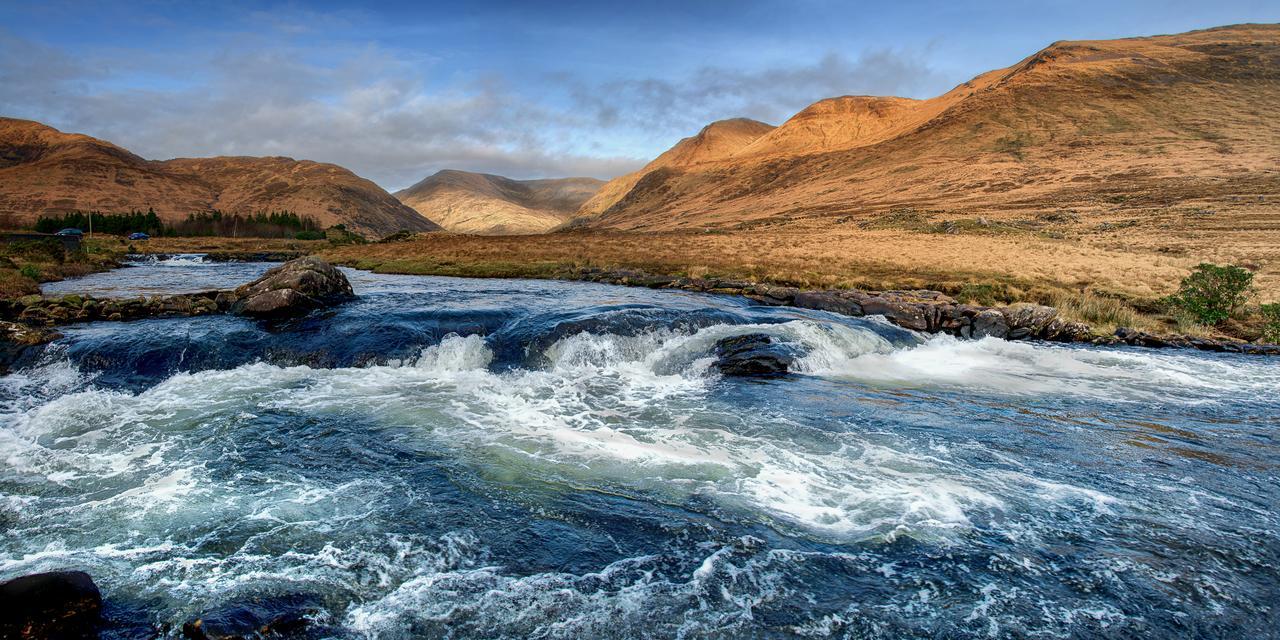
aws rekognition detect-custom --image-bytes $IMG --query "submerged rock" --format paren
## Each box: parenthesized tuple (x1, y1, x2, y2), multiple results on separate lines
(713, 333, 797, 376)
(0, 321, 62, 374)
(227, 258, 355, 318)
(181, 594, 318, 640)
(0, 570, 102, 639)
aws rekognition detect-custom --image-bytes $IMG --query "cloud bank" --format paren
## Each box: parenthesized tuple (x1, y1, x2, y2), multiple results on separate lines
(0, 24, 944, 190)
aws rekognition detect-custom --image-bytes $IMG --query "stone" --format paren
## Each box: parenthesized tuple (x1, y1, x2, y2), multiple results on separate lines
(0, 570, 102, 639)
(229, 257, 354, 319)
(712, 333, 798, 377)
(1001, 304, 1059, 340)
(971, 308, 1009, 339)
(792, 291, 863, 316)
(860, 297, 929, 331)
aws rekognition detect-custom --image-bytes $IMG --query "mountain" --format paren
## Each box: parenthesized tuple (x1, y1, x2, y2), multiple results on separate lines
(581, 24, 1280, 231)
(395, 170, 604, 234)
(575, 118, 775, 218)
(0, 118, 439, 237)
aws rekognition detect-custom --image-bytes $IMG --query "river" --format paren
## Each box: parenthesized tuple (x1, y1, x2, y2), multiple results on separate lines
(4, 256, 1278, 638)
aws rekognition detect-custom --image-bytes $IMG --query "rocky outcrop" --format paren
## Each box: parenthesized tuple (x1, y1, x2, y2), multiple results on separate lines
(0, 259, 355, 353)
(713, 334, 798, 376)
(0, 570, 102, 639)
(226, 257, 354, 318)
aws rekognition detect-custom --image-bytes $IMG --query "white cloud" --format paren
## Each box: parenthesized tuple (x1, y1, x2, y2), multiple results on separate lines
(0, 27, 944, 190)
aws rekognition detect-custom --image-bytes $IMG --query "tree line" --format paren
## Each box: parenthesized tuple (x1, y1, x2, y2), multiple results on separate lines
(31, 209, 327, 239)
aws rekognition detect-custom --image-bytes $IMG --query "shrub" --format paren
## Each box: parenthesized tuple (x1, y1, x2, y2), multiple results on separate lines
(19, 264, 41, 280)
(294, 230, 326, 241)
(1261, 303, 1280, 343)
(1163, 263, 1253, 325)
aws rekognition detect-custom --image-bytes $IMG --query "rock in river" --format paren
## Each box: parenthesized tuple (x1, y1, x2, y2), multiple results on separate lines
(713, 333, 798, 376)
(0, 570, 102, 639)
(227, 257, 355, 318)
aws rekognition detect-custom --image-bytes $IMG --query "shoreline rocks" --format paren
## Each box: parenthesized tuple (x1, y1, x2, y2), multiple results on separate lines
(0, 570, 102, 639)
(564, 267, 1279, 356)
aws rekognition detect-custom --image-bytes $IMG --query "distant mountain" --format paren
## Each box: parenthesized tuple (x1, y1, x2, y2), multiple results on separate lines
(0, 118, 439, 238)
(395, 170, 604, 234)
(580, 24, 1280, 230)
(574, 118, 775, 219)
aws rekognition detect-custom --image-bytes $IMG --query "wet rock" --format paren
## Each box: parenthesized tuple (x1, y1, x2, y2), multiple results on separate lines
(182, 594, 317, 640)
(1001, 303, 1059, 340)
(0, 570, 102, 639)
(713, 333, 797, 377)
(228, 258, 354, 318)
(971, 308, 1010, 339)
(1, 321, 60, 374)
(745, 284, 798, 306)
(792, 291, 863, 316)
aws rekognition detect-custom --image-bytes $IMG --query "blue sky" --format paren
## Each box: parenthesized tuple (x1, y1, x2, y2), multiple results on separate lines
(2, 1, 1276, 189)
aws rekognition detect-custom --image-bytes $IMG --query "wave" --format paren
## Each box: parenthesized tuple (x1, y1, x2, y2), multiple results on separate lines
(3, 323, 1137, 544)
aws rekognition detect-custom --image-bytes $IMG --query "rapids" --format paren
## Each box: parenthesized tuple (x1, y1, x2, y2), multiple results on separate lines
(5, 257, 1279, 638)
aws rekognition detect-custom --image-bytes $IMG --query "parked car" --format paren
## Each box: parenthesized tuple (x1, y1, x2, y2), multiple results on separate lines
(128, 232, 151, 240)
(55, 228, 83, 237)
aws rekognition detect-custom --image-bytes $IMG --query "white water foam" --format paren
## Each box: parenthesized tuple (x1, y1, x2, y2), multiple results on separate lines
(2, 323, 1147, 545)
(808, 334, 1280, 402)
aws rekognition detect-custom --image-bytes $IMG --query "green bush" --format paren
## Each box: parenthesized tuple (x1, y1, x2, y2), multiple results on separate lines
(19, 264, 41, 280)
(294, 230, 326, 241)
(1163, 263, 1254, 325)
(1261, 303, 1280, 343)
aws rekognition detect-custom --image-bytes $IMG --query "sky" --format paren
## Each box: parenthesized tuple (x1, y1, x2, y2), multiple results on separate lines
(1, 1, 1277, 191)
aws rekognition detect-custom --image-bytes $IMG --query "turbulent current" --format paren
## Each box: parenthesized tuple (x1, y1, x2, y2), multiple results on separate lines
(6, 258, 1280, 638)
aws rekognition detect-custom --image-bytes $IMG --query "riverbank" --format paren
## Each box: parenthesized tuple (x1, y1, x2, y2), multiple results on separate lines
(319, 231, 1280, 353)
(0, 236, 124, 298)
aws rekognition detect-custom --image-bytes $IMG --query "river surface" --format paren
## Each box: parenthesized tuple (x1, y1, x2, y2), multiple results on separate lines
(7, 257, 1279, 638)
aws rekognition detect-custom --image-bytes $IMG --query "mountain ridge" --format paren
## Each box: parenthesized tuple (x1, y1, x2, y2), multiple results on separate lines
(0, 118, 440, 238)
(581, 23, 1280, 231)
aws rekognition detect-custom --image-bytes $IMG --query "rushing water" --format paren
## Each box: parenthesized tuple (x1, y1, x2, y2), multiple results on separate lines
(7, 258, 1280, 638)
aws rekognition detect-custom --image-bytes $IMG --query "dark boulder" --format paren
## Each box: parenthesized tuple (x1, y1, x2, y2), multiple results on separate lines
(712, 333, 798, 377)
(0, 570, 102, 639)
(228, 258, 354, 319)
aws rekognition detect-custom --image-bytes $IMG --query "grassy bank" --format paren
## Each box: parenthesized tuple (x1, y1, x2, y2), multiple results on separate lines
(318, 230, 1189, 336)
(318, 229, 1280, 342)
(0, 236, 124, 298)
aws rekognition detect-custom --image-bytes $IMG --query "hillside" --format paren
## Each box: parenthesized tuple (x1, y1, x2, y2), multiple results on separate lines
(0, 118, 439, 237)
(583, 24, 1280, 230)
(395, 170, 604, 234)
(575, 118, 775, 219)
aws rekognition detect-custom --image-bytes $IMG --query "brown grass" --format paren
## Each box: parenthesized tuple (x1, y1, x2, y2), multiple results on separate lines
(319, 210, 1280, 341)
(133, 237, 329, 254)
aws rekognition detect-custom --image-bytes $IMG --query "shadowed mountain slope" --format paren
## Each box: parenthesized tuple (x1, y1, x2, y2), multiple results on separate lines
(395, 169, 604, 234)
